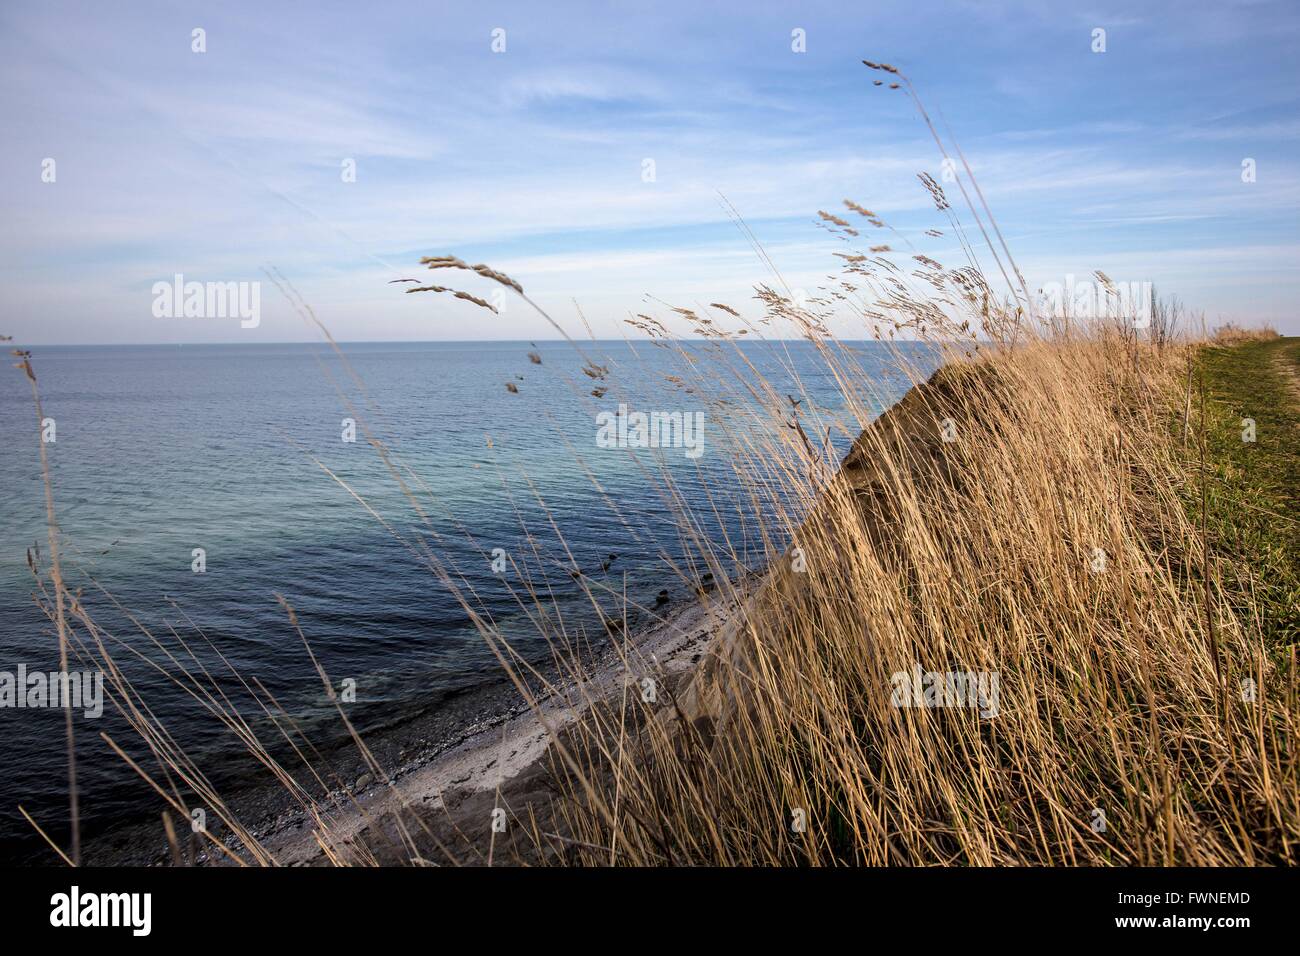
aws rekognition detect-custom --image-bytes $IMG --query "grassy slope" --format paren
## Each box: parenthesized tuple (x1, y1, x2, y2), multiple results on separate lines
(1196, 335, 1300, 650)
(607, 337, 1299, 865)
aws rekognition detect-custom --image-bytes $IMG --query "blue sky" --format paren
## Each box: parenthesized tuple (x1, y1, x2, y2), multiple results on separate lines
(2, 0, 1298, 343)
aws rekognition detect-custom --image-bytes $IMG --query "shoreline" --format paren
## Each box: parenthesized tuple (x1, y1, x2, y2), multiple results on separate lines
(81, 580, 738, 866)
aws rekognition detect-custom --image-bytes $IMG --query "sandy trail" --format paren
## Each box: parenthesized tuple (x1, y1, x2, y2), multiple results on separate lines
(1268, 340, 1300, 407)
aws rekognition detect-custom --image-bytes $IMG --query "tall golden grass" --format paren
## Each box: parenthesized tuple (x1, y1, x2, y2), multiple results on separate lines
(528, 327, 1297, 866)
(1211, 322, 1281, 346)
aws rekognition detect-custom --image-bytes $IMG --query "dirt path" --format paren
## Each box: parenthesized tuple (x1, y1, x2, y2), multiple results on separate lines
(1267, 338, 1300, 408)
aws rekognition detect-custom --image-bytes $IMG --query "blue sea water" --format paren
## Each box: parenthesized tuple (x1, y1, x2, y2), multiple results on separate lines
(0, 339, 936, 860)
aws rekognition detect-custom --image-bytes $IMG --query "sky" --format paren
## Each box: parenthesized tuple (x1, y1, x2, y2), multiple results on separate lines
(1, 0, 1298, 344)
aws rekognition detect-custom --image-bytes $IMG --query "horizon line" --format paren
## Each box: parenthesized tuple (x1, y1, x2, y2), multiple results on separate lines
(6, 337, 940, 349)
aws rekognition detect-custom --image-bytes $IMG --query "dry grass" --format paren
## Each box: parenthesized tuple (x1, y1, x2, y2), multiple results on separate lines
(1213, 322, 1281, 345)
(532, 328, 1297, 866)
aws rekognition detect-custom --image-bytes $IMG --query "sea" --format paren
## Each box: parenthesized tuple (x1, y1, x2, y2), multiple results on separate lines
(0, 339, 937, 861)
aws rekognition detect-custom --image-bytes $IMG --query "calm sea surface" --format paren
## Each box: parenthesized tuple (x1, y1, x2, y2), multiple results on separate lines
(0, 340, 936, 859)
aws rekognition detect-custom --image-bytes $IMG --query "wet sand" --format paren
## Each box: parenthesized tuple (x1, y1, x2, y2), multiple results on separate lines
(81, 585, 736, 866)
